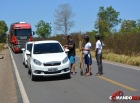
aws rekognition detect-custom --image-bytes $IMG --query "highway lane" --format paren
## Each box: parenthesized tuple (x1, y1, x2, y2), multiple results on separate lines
(11, 51, 140, 103)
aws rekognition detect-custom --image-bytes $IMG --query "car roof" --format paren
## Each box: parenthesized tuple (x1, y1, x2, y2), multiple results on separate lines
(33, 40, 60, 44)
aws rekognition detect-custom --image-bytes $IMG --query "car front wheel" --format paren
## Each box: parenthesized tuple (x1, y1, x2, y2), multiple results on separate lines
(31, 70, 36, 81)
(64, 73, 71, 79)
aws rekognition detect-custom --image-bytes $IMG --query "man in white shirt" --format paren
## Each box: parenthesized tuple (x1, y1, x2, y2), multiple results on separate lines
(95, 35, 104, 75)
(80, 35, 92, 76)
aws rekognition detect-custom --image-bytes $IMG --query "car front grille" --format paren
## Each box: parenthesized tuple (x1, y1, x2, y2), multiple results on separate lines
(44, 70, 61, 74)
(43, 61, 61, 66)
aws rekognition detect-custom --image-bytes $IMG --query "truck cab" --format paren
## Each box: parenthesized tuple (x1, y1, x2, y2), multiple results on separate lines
(8, 22, 34, 53)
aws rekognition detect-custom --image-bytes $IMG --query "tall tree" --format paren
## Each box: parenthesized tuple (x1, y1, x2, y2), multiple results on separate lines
(0, 20, 8, 42)
(95, 20, 111, 38)
(54, 3, 75, 35)
(95, 6, 121, 38)
(35, 20, 51, 38)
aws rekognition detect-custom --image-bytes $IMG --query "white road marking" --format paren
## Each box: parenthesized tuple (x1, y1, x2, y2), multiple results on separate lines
(9, 48, 30, 103)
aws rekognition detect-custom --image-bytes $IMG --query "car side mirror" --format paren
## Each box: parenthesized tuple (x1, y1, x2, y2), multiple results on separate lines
(32, 31, 35, 35)
(26, 50, 31, 56)
(21, 48, 25, 51)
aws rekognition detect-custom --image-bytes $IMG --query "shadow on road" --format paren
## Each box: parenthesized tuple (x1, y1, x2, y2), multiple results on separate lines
(30, 75, 71, 82)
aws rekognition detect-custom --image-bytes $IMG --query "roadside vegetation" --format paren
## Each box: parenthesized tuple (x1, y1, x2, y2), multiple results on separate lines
(34, 32, 140, 67)
(0, 43, 4, 52)
(0, 5, 140, 66)
(76, 49, 140, 66)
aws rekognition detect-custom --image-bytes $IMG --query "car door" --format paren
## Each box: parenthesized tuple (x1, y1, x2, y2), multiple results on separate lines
(22, 43, 26, 63)
(27, 43, 33, 69)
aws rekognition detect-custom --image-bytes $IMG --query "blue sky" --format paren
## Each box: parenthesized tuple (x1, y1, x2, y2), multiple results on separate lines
(0, 0, 140, 36)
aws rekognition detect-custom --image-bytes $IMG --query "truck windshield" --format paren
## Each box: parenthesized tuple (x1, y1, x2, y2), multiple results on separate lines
(15, 29, 32, 36)
(33, 43, 64, 54)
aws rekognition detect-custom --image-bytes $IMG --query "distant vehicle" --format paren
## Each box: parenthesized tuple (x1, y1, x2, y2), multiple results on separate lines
(22, 41, 33, 68)
(8, 22, 34, 53)
(26, 40, 70, 81)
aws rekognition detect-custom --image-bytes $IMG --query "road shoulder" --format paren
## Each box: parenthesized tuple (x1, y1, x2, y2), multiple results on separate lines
(0, 48, 22, 103)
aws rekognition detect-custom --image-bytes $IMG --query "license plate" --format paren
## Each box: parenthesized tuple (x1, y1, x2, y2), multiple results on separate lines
(48, 68, 58, 72)
(20, 36, 27, 39)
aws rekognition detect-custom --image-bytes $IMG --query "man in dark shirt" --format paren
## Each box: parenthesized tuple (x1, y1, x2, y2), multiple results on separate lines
(64, 35, 76, 75)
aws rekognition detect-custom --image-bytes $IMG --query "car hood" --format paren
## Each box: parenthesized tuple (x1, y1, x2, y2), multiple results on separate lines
(32, 52, 67, 62)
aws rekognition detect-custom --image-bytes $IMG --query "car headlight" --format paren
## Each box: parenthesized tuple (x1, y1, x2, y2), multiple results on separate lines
(62, 57, 68, 64)
(33, 59, 42, 66)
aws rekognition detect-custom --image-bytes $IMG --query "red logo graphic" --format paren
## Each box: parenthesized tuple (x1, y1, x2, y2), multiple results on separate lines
(110, 90, 140, 101)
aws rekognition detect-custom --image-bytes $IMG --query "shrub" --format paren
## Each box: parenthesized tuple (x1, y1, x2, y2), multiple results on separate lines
(0, 43, 4, 52)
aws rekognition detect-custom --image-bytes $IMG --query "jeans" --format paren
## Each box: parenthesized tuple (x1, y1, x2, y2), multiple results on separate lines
(96, 53, 103, 74)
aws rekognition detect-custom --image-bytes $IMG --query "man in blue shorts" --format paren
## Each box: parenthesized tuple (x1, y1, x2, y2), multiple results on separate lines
(64, 35, 76, 75)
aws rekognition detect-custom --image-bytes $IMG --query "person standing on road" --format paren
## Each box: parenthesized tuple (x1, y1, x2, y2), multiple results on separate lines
(64, 35, 76, 75)
(95, 35, 104, 75)
(80, 35, 92, 76)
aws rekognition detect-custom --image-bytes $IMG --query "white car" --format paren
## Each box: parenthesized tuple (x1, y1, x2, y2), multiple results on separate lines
(27, 40, 70, 81)
(22, 42, 33, 68)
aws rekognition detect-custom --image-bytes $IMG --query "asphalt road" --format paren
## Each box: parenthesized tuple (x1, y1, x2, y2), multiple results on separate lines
(11, 51, 140, 103)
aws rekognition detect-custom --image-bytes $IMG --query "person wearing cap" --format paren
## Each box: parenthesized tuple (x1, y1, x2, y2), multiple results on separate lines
(80, 34, 92, 76)
(64, 35, 76, 75)
(95, 35, 104, 75)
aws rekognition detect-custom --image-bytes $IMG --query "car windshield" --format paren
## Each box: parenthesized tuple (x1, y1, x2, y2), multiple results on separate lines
(15, 29, 32, 36)
(33, 43, 64, 54)
(27, 43, 32, 52)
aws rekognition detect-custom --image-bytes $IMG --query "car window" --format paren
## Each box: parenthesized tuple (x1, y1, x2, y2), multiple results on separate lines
(33, 43, 63, 54)
(27, 43, 32, 52)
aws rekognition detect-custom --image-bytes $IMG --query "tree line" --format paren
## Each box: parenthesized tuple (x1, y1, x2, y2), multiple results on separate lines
(34, 5, 140, 56)
(0, 4, 140, 56)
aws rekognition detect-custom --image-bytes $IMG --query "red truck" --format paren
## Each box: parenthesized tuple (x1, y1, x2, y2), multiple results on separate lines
(8, 22, 34, 53)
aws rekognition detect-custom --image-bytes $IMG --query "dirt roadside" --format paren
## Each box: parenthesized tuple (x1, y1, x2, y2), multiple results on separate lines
(0, 45, 22, 103)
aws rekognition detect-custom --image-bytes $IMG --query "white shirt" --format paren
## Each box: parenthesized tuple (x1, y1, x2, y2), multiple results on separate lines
(84, 42, 92, 55)
(96, 40, 103, 54)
